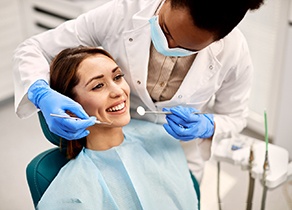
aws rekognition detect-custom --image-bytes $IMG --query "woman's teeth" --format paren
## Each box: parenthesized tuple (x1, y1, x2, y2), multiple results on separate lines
(107, 102, 125, 112)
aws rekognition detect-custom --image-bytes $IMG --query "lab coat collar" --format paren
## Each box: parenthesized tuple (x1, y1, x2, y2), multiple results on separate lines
(154, 40, 223, 104)
(132, 0, 162, 29)
(208, 39, 224, 58)
(154, 48, 222, 109)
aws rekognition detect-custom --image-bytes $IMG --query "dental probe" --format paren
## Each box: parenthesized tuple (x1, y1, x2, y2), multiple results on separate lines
(136, 106, 207, 116)
(50, 113, 112, 125)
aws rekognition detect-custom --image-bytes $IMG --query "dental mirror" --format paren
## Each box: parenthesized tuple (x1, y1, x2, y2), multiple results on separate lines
(136, 106, 172, 116)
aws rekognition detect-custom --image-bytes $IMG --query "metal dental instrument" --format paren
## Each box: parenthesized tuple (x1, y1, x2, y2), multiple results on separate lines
(246, 143, 255, 210)
(50, 113, 112, 125)
(136, 106, 171, 115)
(136, 106, 206, 116)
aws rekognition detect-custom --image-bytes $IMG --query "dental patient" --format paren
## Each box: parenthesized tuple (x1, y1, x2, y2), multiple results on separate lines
(36, 46, 198, 210)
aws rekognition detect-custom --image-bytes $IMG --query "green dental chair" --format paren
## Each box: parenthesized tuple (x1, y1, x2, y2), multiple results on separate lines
(26, 112, 69, 207)
(26, 112, 201, 208)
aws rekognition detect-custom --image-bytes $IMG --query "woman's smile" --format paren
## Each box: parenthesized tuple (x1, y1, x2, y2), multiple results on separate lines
(106, 101, 126, 113)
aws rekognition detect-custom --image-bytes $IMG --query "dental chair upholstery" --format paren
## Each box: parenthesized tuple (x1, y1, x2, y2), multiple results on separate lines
(26, 112, 68, 207)
(26, 147, 69, 207)
(26, 112, 200, 208)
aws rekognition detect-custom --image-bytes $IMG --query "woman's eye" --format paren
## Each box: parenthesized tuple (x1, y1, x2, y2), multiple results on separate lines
(92, 83, 104, 90)
(114, 74, 125, 81)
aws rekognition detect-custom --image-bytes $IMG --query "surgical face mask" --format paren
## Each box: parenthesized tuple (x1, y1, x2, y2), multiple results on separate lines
(149, 15, 198, 57)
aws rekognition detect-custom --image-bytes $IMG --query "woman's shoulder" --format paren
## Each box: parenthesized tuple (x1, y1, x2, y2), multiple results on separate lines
(37, 151, 110, 209)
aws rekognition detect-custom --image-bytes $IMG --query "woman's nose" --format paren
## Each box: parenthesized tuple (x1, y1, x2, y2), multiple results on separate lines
(109, 84, 124, 98)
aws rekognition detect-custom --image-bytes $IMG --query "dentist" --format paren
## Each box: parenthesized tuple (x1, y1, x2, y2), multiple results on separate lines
(13, 0, 265, 181)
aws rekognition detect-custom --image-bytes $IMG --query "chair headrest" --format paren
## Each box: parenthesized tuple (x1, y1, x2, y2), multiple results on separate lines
(38, 111, 67, 148)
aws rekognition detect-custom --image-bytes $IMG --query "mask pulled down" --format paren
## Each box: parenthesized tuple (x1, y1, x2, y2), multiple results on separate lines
(149, 15, 198, 57)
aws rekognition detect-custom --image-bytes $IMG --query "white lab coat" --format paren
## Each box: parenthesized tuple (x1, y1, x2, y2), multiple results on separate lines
(13, 0, 252, 181)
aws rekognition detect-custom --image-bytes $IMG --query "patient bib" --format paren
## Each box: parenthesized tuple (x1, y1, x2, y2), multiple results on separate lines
(37, 119, 198, 210)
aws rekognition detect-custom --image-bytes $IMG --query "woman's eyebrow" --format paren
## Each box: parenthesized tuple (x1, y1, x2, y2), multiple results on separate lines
(112, 66, 119, 73)
(85, 66, 120, 86)
(85, 74, 103, 86)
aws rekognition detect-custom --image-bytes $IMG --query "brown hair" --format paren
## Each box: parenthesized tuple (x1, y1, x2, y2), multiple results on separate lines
(49, 46, 114, 159)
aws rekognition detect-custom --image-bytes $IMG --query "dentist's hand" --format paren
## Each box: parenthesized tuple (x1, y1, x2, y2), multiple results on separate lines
(163, 106, 215, 141)
(28, 79, 96, 140)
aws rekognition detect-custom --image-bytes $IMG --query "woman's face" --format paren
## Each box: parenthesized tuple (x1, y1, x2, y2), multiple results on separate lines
(73, 54, 130, 127)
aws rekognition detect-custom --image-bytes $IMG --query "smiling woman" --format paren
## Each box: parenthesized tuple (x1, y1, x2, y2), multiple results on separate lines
(36, 46, 199, 210)
(49, 46, 131, 158)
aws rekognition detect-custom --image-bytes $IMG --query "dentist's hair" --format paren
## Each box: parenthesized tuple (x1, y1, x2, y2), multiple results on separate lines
(49, 46, 114, 159)
(170, 0, 265, 40)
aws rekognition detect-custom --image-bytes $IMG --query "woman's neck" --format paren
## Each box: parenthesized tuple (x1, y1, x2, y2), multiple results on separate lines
(85, 126, 124, 151)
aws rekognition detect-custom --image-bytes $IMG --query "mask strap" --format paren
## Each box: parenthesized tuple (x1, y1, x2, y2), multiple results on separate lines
(155, 0, 166, 15)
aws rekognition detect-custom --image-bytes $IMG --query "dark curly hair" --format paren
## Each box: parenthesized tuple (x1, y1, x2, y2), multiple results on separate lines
(170, 0, 265, 40)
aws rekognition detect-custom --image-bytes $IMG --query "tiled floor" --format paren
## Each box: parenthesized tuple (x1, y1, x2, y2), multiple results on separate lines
(0, 97, 291, 210)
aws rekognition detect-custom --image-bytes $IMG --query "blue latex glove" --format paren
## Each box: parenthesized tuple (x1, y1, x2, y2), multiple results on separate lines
(163, 106, 214, 141)
(28, 79, 96, 140)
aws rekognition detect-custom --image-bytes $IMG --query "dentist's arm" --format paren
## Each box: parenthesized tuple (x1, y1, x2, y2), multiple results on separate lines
(13, 2, 115, 118)
(28, 80, 96, 140)
(163, 106, 215, 141)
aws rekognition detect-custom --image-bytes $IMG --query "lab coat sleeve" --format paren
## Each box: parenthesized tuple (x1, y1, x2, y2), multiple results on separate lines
(210, 29, 253, 156)
(12, 0, 119, 119)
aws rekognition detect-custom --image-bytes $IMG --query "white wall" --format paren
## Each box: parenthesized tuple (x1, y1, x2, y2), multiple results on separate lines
(0, 0, 28, 101)
(273, 19, 292, 159)
(238, 0, 292, 157)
